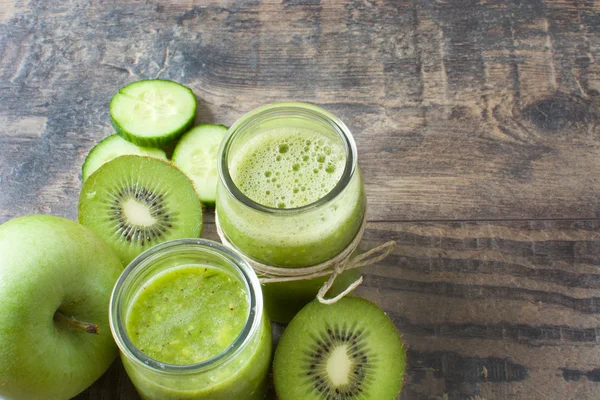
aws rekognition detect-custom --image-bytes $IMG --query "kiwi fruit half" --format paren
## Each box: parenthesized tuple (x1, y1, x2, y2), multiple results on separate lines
(273, 297, 406, 400)
(78, 155, 203, 265)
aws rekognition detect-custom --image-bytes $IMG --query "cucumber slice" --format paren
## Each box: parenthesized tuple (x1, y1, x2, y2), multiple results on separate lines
(172, 124, 228, 206)
(82, 135, 167, 182)
(110, 80, 197, 147)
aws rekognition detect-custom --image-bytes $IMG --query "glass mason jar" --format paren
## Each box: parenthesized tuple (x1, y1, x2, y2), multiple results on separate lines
(109, 239, 272, 400)
(216, 102, 366, 323)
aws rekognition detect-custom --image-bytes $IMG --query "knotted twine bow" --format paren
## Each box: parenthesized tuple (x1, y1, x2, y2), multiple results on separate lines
(215, 211, 396, 304)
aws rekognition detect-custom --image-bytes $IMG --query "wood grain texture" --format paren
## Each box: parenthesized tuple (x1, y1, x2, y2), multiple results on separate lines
(357, 220, 600, 400)
(1, 0, 600, 222)
(0, 0, 599, 399)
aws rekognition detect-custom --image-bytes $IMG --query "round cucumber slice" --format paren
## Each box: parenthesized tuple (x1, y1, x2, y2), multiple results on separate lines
(110, 80, 197, 147)
(82, 135, 167, 182)
(172, 124, 228, 206)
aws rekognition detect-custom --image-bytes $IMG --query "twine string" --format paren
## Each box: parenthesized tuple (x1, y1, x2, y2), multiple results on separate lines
(215, 210, 395, 304)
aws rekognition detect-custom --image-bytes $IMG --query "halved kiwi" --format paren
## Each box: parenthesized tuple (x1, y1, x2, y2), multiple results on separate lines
(273, 297, 406, 400)
(78, 155, 203, 265)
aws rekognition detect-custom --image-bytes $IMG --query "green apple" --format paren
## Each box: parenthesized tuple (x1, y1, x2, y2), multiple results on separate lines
(0, 215, 124, 400)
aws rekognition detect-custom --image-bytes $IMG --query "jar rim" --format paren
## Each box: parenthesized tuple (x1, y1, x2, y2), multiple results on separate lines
(109, 238, 263, 374)
(217, 102, 357, 214)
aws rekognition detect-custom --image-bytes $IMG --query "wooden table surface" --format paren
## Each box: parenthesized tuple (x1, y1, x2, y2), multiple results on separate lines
(2, 1, 600, 399)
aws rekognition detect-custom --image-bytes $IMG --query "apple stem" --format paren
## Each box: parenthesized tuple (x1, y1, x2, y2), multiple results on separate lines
(54, 310, 100, 334)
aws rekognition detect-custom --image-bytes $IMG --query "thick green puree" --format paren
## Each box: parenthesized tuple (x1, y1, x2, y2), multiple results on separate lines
(122, 263, 271, 400)
(126, 265, 248, 364)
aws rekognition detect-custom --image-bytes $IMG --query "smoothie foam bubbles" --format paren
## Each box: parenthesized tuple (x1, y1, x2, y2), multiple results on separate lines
(230, 127, 345, 209)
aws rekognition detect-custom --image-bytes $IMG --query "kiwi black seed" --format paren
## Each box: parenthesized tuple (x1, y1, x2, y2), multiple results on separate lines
(78, 155, 203, 265)
(273, 297, 406, 400)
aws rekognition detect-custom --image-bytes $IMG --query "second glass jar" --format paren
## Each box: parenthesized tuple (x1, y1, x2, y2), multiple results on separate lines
(216, 102, 366, 323)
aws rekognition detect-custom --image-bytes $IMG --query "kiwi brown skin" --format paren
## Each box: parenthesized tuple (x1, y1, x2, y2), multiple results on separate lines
(273, 297, 407, 400)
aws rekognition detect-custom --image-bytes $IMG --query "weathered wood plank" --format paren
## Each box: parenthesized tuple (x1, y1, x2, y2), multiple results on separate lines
(360, 220, 600, 400)
(1, 1, 600, 223)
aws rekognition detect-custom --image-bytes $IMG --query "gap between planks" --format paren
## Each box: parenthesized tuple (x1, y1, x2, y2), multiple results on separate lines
(366, 217, 600, 223)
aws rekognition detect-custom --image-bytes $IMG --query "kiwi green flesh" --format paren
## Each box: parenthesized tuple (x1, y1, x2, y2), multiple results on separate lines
(78, 155, 203, 266)
(273, 297, 406, 400)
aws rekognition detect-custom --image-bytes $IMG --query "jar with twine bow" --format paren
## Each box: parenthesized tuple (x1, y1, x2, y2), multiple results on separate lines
(215, 102, 395, 323)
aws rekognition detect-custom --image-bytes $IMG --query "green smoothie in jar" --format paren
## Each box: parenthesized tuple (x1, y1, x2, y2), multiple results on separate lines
(217, 103, 366, 323)
(109, 239, 272, 400)
(126, 266, 249, 365)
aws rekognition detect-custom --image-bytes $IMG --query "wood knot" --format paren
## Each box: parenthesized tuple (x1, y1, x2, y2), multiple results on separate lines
(522, 93, 598, 132)
(448, 106, 469, 121)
